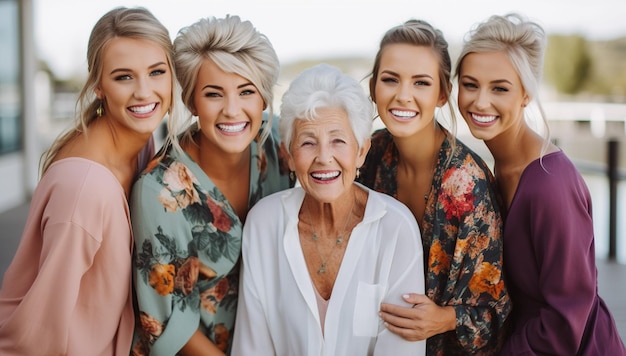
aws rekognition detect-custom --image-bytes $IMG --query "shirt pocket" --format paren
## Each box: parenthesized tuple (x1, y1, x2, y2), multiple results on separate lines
(353, 281, 386, 337)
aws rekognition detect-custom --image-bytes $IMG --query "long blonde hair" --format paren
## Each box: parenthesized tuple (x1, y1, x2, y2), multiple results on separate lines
(40, 6, 175, 175)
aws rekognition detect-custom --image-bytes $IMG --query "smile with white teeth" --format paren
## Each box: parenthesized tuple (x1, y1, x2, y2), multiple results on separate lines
(311, 171, 340, 180)
(471, 113, 497, 123)
(217, 123, 247, 133)
(391, 109, 417, 118)
(129, 103, 157, 114)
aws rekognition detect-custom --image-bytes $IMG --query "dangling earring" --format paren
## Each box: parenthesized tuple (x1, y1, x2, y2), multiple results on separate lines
(356, 168, 361, 179)
(289, 171, 296, 182)
(96, 101, 104, 117)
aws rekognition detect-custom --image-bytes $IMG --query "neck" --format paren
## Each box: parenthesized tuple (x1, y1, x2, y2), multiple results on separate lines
(394, 124, 444, 174)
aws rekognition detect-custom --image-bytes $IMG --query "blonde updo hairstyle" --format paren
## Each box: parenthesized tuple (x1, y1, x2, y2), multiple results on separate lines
(171, 15, 280, 151)
(455, 13, 550, 143)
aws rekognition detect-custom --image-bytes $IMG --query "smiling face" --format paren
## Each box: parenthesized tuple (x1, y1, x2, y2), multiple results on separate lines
(288, 107, 370, 204)
(457, 51, 529, 142)
(95, 37, 172, 137)
(372, 43, 447, 139)
(193, 58, 264, 155)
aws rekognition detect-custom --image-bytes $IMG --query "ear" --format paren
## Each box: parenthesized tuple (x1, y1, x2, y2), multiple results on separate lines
(356, 138, 371, 168)
(95, 86, 102, 100)
(522, 93, 530, 107)
(369, 77, 376, 103)
(437, 82, 451, 107)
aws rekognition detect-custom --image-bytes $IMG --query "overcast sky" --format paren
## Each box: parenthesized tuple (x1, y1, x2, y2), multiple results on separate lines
(34, 0, 626, 79)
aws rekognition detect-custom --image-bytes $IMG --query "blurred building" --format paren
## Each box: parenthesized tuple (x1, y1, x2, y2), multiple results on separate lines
(0, 0, 37, 213)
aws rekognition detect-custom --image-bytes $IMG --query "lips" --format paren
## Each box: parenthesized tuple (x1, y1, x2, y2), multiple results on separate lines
(471, 113, 497, 124)
(217, 122, 248, 133)
(311, 171, 340, 181)
(390, 109, 417, 119)
(129, 103, 157, 114)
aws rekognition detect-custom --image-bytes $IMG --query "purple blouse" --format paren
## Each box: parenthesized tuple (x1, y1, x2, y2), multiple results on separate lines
(500, 151, 625, 355)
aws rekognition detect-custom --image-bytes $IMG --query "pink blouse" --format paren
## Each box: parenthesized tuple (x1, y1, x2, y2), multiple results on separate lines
(0, 158, 135, 355)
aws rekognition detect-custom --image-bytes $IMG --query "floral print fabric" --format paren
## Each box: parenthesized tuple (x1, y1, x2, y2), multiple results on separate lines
(130, 128, 291, 355)
(357, 128, 511, 355)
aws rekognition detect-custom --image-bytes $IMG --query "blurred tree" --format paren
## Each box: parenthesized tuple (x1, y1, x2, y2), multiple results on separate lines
(545, 34, 592, 94)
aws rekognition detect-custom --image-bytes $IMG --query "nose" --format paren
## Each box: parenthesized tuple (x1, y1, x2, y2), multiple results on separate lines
(133, 77, 151, 100)
(315, 142, 333, 164)
(475, 89, 490, 110)
(396, 82, 413, 103)
(223, 94, 242, 118)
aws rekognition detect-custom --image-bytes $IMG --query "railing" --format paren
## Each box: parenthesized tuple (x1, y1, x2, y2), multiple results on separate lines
(574, 140, 625, 262)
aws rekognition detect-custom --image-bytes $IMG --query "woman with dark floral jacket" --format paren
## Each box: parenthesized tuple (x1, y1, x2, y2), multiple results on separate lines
(357, 19, 511, 355)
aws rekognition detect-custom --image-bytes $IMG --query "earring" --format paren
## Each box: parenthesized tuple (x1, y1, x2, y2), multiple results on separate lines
(96, 101, 104, 117)
(356, 168, 361, 179)
(289, 171, 295, 182)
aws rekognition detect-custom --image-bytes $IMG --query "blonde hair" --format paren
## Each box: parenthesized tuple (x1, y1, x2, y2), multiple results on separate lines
(171, 15, 280, 152)
(40, 6, 175, 174)
(455, 13, 550, 146)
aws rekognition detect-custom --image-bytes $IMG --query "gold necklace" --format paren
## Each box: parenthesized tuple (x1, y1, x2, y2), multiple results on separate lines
(305, 197, 355, 274)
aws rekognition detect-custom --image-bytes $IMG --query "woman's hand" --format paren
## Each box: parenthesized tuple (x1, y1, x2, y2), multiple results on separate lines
(379, 293, 457, 341)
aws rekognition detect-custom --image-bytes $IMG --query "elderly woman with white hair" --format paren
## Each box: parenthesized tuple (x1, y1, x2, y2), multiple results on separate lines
(232, 64, 426, 355)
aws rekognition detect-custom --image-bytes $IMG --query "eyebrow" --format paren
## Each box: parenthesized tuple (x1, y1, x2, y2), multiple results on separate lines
(381, 69, 434, 80)
(461, 74, 513, 85)
(202, 81, 255, 91)
(109, 61, 168, 75)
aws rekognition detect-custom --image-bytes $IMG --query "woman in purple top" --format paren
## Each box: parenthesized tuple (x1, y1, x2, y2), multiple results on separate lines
(455, 13, 626, 355)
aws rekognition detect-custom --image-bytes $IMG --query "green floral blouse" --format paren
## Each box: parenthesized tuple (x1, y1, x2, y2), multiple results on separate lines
(130, 127, 291, 355)
(357, 128, 511, 355)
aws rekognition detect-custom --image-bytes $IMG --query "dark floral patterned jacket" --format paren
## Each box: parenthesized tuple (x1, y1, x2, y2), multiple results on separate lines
(357, 128, 511, 355)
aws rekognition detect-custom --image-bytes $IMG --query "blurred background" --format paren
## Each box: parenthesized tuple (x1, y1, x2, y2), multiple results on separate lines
(1, 0, 625, 262)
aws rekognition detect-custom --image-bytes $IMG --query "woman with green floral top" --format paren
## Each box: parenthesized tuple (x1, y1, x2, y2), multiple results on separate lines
(130, 15, 291, 356)
(357, 19, 511, 355)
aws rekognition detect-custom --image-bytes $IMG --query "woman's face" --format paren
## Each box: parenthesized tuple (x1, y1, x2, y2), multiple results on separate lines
(193, 58, 264, 155)
(457, 51, 529, 142)
(95, 37, 172, 137)
(288, 107, 370, 204)
(373, 43, 447, 138)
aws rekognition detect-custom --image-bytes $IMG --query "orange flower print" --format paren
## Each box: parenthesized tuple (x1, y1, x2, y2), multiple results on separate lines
(200, 278, 231, 314)
(469, 262, 505, 299)
(174, 257, 200, 296)
(207, 197, 232, 232)
(429, 240, 451, 275)
(158, 188, 178, 212)
(214, 323, 230, 352)
(162, 161, 200, 209)
(148, 264, 176, 296)
(200, 292, 217, 314)
(139, 311, 163, 342)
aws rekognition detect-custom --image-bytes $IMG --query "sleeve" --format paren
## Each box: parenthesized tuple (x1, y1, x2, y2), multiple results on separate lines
(500, 170, 595, 355)
(0, 224, 100, 355)
(231, 209, 275, 355)
(0, 172, 104, 355)
(130, 176, 200, 355)
(374, 202, 426, 356)
(446, 160, 511, 354)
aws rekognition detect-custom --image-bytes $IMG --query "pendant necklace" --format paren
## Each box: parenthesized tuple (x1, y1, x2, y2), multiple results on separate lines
(305, 197, 355, 274)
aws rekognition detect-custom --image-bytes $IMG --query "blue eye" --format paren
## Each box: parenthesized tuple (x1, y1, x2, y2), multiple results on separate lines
(115, 74, 132, 81)
(150, 69, 166, 76)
